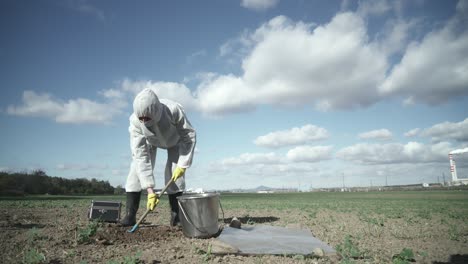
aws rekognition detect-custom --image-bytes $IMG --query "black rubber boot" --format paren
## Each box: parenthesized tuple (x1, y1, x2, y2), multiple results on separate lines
(120, 192, 141, 227)
(169, 192, 183, 227)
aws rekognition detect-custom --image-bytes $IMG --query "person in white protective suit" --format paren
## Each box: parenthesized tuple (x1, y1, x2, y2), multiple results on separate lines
(120, 88, 196, 227)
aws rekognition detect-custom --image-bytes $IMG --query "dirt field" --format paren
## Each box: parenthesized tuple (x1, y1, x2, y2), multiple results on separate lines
(1, 191, 468, 263)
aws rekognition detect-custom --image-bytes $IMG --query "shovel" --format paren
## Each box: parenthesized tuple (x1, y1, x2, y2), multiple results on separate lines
(127, 178, 174, 233)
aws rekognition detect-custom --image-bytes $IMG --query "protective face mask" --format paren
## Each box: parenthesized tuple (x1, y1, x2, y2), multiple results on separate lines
(142, 119, 155, 127)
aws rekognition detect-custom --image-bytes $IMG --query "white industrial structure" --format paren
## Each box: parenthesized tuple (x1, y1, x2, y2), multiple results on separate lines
(448, 148, 468, 186)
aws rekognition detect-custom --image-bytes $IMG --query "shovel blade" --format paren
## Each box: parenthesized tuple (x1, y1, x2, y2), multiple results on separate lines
(127, 224, 138, 233)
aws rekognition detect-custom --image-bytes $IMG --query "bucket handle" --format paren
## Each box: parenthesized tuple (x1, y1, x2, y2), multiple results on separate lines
(177, 196, 225, 236)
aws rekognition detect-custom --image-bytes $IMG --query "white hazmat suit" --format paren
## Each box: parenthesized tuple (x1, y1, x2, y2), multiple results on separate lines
(125, 88, 196, 194)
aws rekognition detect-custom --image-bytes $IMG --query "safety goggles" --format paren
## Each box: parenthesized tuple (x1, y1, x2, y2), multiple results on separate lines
(138, 116, 151, 122)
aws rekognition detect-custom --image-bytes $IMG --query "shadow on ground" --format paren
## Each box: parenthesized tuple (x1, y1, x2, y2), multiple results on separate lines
(433, 254, 468, 264)
(222, 216, 280, 224)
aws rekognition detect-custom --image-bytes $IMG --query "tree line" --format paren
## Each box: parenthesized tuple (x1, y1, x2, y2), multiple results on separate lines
(0, 170, 124, 195)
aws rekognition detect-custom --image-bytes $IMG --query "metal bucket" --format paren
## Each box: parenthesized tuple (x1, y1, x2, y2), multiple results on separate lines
(177, 193, 220, 238)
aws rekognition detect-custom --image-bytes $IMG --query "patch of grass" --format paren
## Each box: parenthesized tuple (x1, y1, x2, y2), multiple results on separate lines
(359, 215, 385, 226)
(390, 228, 415, 240)
(122, 252, 142, 264)
(392, 248, 415, 264)
(64, 249, 76, 258)
(386, 210, 405, 219)
(309, 211, 318, 218)
(417, 210, 431, 220)
(336, 235, 365, 262)
(23, 248, 45, 264)
(23, 227, 48, 264)
(27, 227, 46, 243)
(193, 244, 213, 262)
(107, 252, 142, 264)
(77, 219, 101, 244)
(448, 224, 460, 241)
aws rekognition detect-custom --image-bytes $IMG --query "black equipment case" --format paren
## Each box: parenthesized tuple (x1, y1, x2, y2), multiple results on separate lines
(88, 200, 122, 222)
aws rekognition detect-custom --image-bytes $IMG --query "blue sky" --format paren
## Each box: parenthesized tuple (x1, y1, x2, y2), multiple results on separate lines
(1, 0, 467, 190)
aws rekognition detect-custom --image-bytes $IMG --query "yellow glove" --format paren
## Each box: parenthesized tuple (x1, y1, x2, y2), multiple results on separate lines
(147, 193, 159, 211)
(171, 167, 186, 182)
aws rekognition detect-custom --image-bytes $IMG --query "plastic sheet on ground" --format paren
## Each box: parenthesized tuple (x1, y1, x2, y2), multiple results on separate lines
(217, 225, 336, 255)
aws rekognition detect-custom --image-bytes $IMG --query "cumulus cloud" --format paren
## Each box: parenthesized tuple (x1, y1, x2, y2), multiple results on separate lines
(195, 74, 255, 115)
(241, 14, 387, 111)
(220, 145, 332, 167)
(379, 3, 468, 104)
(132, 13, 388, 117)
(357, 0, 391, 17)
(254, 124, 329, 148)
(166, 5, 467, 115)
(218, 30, 253, 67)
(240, 0, 279, 11)
(56, 163, 108, 171)
(7, 90, 125, 124)
(286, 145, 333, 163)
(358, 129, 393, 140)
(120, 79, 199, 111)
(336, 141, 452, 165)
(404, 128, 420, 137)
(377, 18, 417, 56)
(221, 152, 281, 166)
(421, 118, 468, 142)
(9, 2, 468, 122)
(99, 88, 126, 100)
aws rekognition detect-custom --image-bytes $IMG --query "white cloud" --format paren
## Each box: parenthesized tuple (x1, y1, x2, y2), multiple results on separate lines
(121, 79, 198, 111)
(378, 5, 468, 104)
(243, 14, 387, 111)
(7, 91, 62, 118)
(377, 18, 417, 56)
(404, 128, 420, 137)
(336, 141, 452, 165)
(254, 124, 329, 148)
(240, 0, 279, 11)
(219, 145, 332, 167)
(357, 0, 391, 17)
(422, 118, 468, 142)
(196, 13, 388, 115)
(186, 50, 207, 65)
(9, 2, 468, 123)
(457, 0, 468, 13)
(358, 129, 393, 140)
(7, 90, 125, 124)
(56, 163, 108, 171)
(221, 152, 281, 166)
(286, 145, 333, 163)
(195, 74, 255, 115)
(178, 6, 467, 115)
(99, 88, 125, 100)
(218, 30, 253, 66)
